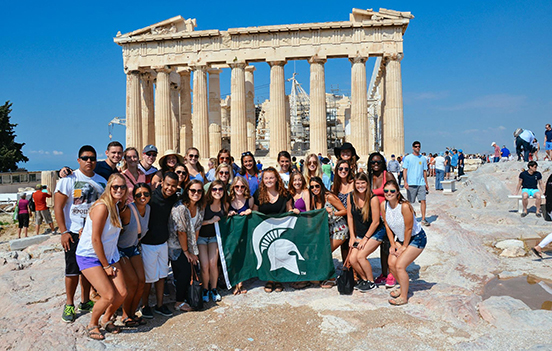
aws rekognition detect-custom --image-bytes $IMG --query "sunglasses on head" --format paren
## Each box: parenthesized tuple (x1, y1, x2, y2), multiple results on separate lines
(189, 154, 199, 159)
(242, 151, 253, 157)
(112, 184, 127, 191)
(80, 156, 96, 162)
(189, 188, 203, 194)
(383, 189, 397, 194)
(134, 191, 150, 198)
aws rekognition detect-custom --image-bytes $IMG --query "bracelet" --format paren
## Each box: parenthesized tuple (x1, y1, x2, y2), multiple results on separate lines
(183, 249, 189, 253)
(103, 265, 112, 270)
(62, 230, 70, 235)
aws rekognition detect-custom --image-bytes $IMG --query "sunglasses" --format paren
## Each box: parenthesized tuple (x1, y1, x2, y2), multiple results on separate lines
(176, 170, 186, 175)
(370, 160, 383, 165)
(310, 184, 321, 189)
(383, 189, 397, 194)
(212, 187, 224, 192)
(219, 156, 230, 161)
(413, 145, 421, 148)
(145, 152, 157, 157)
(234, 185, 246, 190)
(134, 192, 150, 198)
(112, 184, 127, 191)
(308, 161, 317, 165)
(338, 167, 349, 172)
(189, 188, 203, 194)
(188, 154, 199, 159)
(80, 156, 97, 162)
(219, 171, 230, 175)
(242, 152, 253, 156)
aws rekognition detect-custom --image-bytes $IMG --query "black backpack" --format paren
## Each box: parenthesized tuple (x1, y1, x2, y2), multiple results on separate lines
(28, 195, 35, 212)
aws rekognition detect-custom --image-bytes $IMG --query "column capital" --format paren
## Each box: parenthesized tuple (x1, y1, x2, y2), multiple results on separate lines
(308, 56, 327, 65)
(190, 64, 208, 71)
(245, 65, 256, 73)
(152, 65, 173, 73)
(349, 56, 368, 64)
(383, 53, 404, 62)
(207, 68, 223, 75)
(229, 62, 247, 69)
(176, 67, 192, 75)
(125, 69, 141, 75)
(267, 60, 287, 67)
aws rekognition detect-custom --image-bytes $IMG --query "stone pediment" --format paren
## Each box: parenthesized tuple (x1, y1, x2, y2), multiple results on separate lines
(350, 8, 414, 22)
(116, 16, 197, 39)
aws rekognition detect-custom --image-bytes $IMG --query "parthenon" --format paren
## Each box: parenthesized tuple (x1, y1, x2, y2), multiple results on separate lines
(114, 8, 413, 159)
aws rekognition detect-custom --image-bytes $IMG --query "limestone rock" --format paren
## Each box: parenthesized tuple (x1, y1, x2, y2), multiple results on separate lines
(500, 247, 526, 257)
(497, 271, 523, 279)
(479, 296, 552, 330)
(495, 239, 524, 250)
(9, 235, 50, 250)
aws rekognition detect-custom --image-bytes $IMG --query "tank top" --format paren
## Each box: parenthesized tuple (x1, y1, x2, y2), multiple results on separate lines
(385, 201, 422, 242)
(190, 172, 205, 184)
(350, 194, 378, 238)
(118, 203, 150, 249)
(372, 170, 387, 203)
(76, 206, 121, 264)
(338, 192, 349, 208)
(229, 198, 250, 214)
(199, 204, 225, 238)
(293, 195, 307, 212)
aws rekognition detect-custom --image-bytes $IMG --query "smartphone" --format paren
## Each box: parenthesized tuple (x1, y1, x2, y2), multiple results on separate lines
(352, 242, 359, 248)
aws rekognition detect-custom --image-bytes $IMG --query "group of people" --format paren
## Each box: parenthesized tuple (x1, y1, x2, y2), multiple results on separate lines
(53, 140, 426, 340)
(14, 184, 56, 238)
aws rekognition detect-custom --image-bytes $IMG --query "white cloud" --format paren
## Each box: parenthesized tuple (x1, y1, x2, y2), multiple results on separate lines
(53, 150, 63, 155)
(29, 149, 62, 156)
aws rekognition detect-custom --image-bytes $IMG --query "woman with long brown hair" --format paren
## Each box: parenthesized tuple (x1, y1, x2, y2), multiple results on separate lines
(289, 171, 310, 212)
(185, 147, 206, 183)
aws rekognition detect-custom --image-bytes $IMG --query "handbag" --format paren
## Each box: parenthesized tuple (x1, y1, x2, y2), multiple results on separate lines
(187, 265, 204, 310)
(337, 250, 355, 295)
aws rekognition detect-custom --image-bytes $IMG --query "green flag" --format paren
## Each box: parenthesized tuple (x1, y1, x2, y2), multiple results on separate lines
(216, 209, 335, 288)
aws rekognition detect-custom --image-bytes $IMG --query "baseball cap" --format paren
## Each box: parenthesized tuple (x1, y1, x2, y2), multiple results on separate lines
(143, 145, 158, 154)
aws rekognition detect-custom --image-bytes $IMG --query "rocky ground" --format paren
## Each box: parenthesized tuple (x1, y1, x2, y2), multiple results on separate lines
(2, 161, 552, 350)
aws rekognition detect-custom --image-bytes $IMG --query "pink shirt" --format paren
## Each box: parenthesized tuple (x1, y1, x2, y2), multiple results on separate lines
(18, 199, 29, 214)
(494, 145, 500, 157)
(122, 169, 146, 203)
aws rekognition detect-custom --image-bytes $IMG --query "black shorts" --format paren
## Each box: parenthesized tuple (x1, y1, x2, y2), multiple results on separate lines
(18, 213, 29, 228)
(65, 232, 81, 276)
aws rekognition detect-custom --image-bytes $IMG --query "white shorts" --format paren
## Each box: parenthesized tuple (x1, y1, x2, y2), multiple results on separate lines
(141, 242, 169, 284)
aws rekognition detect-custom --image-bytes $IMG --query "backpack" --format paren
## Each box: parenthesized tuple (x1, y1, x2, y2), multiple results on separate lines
(28, 196, 35, 212)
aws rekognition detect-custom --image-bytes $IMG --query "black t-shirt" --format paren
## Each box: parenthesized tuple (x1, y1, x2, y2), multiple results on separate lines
(141, 186, 178, 245)
(94, 161, 119, 181)
(519, 170, 542, 190)
(254, 192, 290, 215)
(199, 204, 225, 238)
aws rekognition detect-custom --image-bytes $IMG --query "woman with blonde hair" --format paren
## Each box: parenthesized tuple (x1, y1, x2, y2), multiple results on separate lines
(121, 147, 146, 203)
(303, 153, 323, 185)
(75, 173, 129, 339)
(204, 162, 234, 192)
(185, 147, 206, 183)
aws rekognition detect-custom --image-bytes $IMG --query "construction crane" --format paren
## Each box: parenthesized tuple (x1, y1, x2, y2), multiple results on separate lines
(108, 117, 126, 140)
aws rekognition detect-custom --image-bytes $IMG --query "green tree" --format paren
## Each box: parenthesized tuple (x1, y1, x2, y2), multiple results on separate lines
(0, 101, 29, 172)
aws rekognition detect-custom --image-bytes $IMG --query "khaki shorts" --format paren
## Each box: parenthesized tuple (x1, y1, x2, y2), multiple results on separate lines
(36, 209, 53, 225)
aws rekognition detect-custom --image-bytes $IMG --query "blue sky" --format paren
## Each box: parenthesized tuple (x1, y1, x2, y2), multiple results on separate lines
(2, 0, 551, 171)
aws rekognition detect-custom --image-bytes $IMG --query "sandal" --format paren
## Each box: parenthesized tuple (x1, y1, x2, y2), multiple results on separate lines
(233, 282, 248, 295)
(174, 302, 192, 312)
(274, 282, 284, 292)
(532, 247, 544, 259)
(264, 282, 274, 293)
(133, 315, 147, 325)
(86, 325, 104, 340)
(320, 279, 336, 289)
(121, 317, 139, 327)
(101, 319, 121, 334)
(290, 281, 311, 290)
(388, 297, 408, 306)
(390, 289, 401, 298)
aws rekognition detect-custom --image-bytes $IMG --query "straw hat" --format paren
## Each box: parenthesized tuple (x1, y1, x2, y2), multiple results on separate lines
(158, 150, 185, 167)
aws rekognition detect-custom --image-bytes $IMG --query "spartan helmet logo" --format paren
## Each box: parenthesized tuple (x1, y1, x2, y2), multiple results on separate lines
(252, 217, 305, 275)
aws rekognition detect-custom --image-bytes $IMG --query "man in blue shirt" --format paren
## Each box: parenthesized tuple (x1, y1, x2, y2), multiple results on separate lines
(403, 141, 430, 226)
(501, 145, 510, 160)
(545, 124, 552, 160)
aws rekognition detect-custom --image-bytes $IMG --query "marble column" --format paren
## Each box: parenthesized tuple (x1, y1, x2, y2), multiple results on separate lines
(170, 77, 180, 153)
(154, 67, 173, 156)
(140, 71, 155, 148)
(309, 57, 327, 155)
(126, 70, 142, 150)
(41, 171, 58, 207)
(245, 66, 256, 153)
(230, 62, 248, 156)
(268, 60, 288, 157)
(208, 68, 222, 157)
(383, 54, 405, 157)
(178, 68, 192, 153)
(350, 56, 370, 156)
(192, 65, 210, 157)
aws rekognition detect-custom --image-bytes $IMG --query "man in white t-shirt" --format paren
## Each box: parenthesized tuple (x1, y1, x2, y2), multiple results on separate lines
(434, 153, 446, 191)
(55, 145, 107, 323)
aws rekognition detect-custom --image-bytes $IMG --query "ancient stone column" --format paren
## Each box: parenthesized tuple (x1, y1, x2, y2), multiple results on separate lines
(208, 68, 222, 157)
(383, 54, 405, 157)
(170, 76, 180, 152)
(350, 56, 370, 156)
(230, 63, 248, 156)
(245, 66, 256, 153)
(126, 70, 142, 150)
(41, 171, 58, 208)
(140, 71, 155, 148)
(192, 65, 210, 157)
(309, 57, 327, 155)
(154, 67, 173, 157)
(221, 98, 230, 139)
(178, 68, 192, 152)
(268, 60, 288, 157)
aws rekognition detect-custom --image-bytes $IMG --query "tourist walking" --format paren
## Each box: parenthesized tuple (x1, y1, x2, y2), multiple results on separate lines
(118, 183, 151, 327)
(140, 172, 179, 319)
(55, 145, 106, 323)
(403, 141, 430, 226)
(434, 153, 446, 190)
(185, 147, 206, 183)
(138, 145, 159, 184)
(239, 151, 261, 196)
(516, 161, 543, 217)
(347, 172, 382, 292)
(76, 173, 128, 339)
(253, 167, 292, 293)
(33, 184, 55, 235)
(381, 179, 427, 306)
(16, 193, 31, 238)
(121, 147, 146, 204)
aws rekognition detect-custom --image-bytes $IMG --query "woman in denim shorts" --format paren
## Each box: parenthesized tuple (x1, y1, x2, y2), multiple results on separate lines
(381, 179, 427, 306)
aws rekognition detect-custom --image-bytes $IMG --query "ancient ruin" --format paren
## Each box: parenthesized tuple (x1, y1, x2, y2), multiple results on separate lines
(114, 8, 413, 158)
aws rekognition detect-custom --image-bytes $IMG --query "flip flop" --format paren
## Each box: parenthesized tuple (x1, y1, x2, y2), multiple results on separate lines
(390, 289, 401, 298)
(86, 325, 104, 340)
(320, 279, 336, 289)
(174, 302, 192, 312)
(264, 282, 274, 293)
(388, 297, 408, 306)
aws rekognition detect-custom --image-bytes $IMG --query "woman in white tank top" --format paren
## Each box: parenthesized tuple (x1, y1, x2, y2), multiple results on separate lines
(380, 179, 427, 306)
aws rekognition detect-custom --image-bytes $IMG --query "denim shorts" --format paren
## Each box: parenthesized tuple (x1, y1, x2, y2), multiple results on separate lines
(399, 230, 427, 249)
(119, 245, 141, 259)
(197, 236, 217, 245)
(369, 225, 387, 242)
(546, 142, 552, 151)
